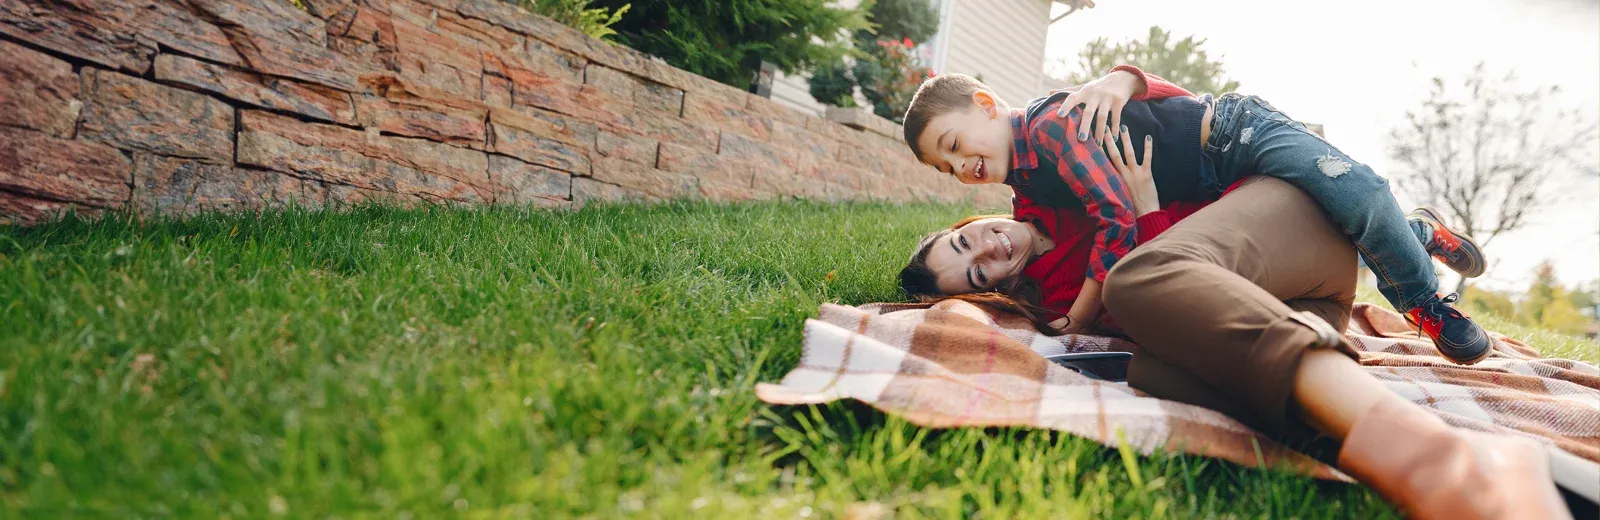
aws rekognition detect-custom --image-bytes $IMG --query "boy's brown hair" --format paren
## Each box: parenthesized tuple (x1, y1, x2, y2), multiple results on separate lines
(902, 73, 994, 161)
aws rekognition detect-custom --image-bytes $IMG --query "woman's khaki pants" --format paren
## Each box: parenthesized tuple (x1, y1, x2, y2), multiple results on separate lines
(1103, 177, 1363, 436)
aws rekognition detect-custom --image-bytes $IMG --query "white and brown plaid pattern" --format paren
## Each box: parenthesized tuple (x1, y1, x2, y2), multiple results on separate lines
(757, 300, 1600, 480)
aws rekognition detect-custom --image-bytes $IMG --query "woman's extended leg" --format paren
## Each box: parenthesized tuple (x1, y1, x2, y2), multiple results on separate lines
(1102, 177, 1568, 519)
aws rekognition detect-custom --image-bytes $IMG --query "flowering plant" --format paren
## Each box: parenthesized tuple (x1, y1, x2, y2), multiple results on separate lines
(853, 38, 935, 123)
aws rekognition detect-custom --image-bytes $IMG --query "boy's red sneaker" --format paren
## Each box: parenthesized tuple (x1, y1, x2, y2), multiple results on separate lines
(1409, 207, 1487, 278)
(1405, 293, 1493, 365)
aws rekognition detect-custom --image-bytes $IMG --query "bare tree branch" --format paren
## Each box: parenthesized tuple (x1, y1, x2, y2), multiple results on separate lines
(1387, 63, 1599, 267)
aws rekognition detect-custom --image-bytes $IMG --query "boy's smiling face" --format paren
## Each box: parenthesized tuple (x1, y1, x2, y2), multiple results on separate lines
(915, 90, 1014, 185)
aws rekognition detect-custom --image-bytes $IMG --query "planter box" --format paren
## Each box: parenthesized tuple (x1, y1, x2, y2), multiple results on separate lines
(824, 106, 903, 142)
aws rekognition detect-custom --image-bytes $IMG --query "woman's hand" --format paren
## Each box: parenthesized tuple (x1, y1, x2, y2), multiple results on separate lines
(1102, 129, 1159, 217)
(1052, 70, 1145, 143)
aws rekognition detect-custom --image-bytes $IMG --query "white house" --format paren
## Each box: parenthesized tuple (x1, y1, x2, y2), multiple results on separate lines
(770, 0, 1095, 117)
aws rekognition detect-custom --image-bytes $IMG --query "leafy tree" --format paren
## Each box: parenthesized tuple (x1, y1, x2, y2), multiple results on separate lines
(1063, 26, 1239, 94)
(1387, 64, 1599, 291)
(1570, 283, 1598, 318)
(809, 0, 939, 117)
(1522, 262, 1588, 334)
(864, 0, 939, 43)
(1462, 286, 1517, 318)
(591, 0, 870, 89)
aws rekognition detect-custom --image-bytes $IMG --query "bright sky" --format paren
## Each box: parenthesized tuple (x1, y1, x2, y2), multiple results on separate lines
(1044, 0, 1600, 292)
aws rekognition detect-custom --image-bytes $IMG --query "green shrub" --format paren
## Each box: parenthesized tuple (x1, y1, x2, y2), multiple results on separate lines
(852, 38, 932, 122)
(510, 0, 630, 41)
(808, 61, 858, 108)
(589, 0, 870, 90)
(864, 0, 939, 43)
(810, 0, 937, 118)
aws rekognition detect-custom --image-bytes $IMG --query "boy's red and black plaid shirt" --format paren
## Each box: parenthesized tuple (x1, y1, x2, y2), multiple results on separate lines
(1005, 104, 1136, 283)
(1003, 65, 1194, 283)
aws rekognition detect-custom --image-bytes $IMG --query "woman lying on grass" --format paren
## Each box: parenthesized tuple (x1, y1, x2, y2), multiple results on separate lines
(896, 136, 1580, 519)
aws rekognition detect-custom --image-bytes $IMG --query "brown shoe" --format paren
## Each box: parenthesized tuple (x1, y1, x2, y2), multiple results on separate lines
(1336, 398, 1571, 520)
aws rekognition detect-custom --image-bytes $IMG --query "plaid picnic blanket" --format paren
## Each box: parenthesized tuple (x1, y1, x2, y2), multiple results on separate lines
(755, 300, 1600, 480)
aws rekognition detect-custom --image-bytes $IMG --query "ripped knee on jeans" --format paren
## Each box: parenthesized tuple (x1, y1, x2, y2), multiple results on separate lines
(1315, 151, 1353, 178)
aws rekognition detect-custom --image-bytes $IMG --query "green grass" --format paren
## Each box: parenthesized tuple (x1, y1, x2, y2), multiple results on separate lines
(1352, 284, 1598, 363)
(7, 199, 1517, 519)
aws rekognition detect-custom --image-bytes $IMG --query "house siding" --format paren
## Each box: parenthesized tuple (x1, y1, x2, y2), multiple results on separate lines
(770, 0, 1057, 116)
(941, 0, 1054, 106)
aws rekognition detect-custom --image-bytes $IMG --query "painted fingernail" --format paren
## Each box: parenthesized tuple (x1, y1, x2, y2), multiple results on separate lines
(1079, 131, 1088, 141)
(1121, 125, 1129, 135)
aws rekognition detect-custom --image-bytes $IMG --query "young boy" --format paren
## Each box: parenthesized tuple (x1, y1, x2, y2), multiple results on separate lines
(900, 67, 1493, 364)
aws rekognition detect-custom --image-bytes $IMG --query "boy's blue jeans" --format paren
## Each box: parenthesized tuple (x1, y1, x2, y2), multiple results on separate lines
(1200, 93, 1438, 312)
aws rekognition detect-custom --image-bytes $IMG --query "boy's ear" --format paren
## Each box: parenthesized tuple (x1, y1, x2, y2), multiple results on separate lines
(972, 90, 1000, 119)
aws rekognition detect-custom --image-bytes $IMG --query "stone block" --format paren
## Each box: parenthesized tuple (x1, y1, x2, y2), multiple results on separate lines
(188, 0, 360, 91)
(595, 130, 657, 166)
(751, 171, 808, 197)
(0, 40, 82, 137)
(684, 93, 771, 141)
(806, 159, 870, 190)
(354, 76, 488, 147)
(486, 45, 588, 116)
(329, 4, 400, 74)
(79, 68, 234, 164)
(491, 106, 596, 146)
(584, 65, 641, 101)
(488, 154, 570, 204)
(483, 75, 513, 108)
(624, 113, 719, 153)
(825, 105, 903, 142)
(300, 0, 353, 19)
(0, 126, 131, 207)
(636, 81, 685, 117)
(697, 181, 762, 201)
(238, 110, 491, 202)
(488, 108, 593, 174)
(590, 156, 695, 199)
(434, 9, 521, 52)
(0, 191, 101, 226)
(0, 0, 241, 74)
(323, 182, 394, 207)
(154, 54, 356, 125)
(571, 177, 653, 205)
(717, 132, 793, 173)
(804, 114, 863, 144)
(132, 153, 323, 215)
(645, 60, 748, 108)
(771, 120, 841, 165)
(486, 35, 586, 83)
(391, 15, 482, 99)
(745, 94, 808, 127)
(835, 141, 894, 175)
(657, 142, 754, 189)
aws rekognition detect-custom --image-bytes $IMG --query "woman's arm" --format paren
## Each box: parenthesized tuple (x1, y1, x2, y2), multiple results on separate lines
(1062, 278, 1104, 334)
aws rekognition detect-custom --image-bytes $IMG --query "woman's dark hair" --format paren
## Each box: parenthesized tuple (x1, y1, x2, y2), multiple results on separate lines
(897, 215, 1066, 334)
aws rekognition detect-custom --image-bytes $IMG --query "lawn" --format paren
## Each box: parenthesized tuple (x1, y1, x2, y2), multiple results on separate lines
(11, 199, 1571, 518)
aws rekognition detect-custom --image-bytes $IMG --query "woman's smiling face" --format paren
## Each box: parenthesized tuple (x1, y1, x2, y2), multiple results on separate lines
(923, 217, 1037, 294)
